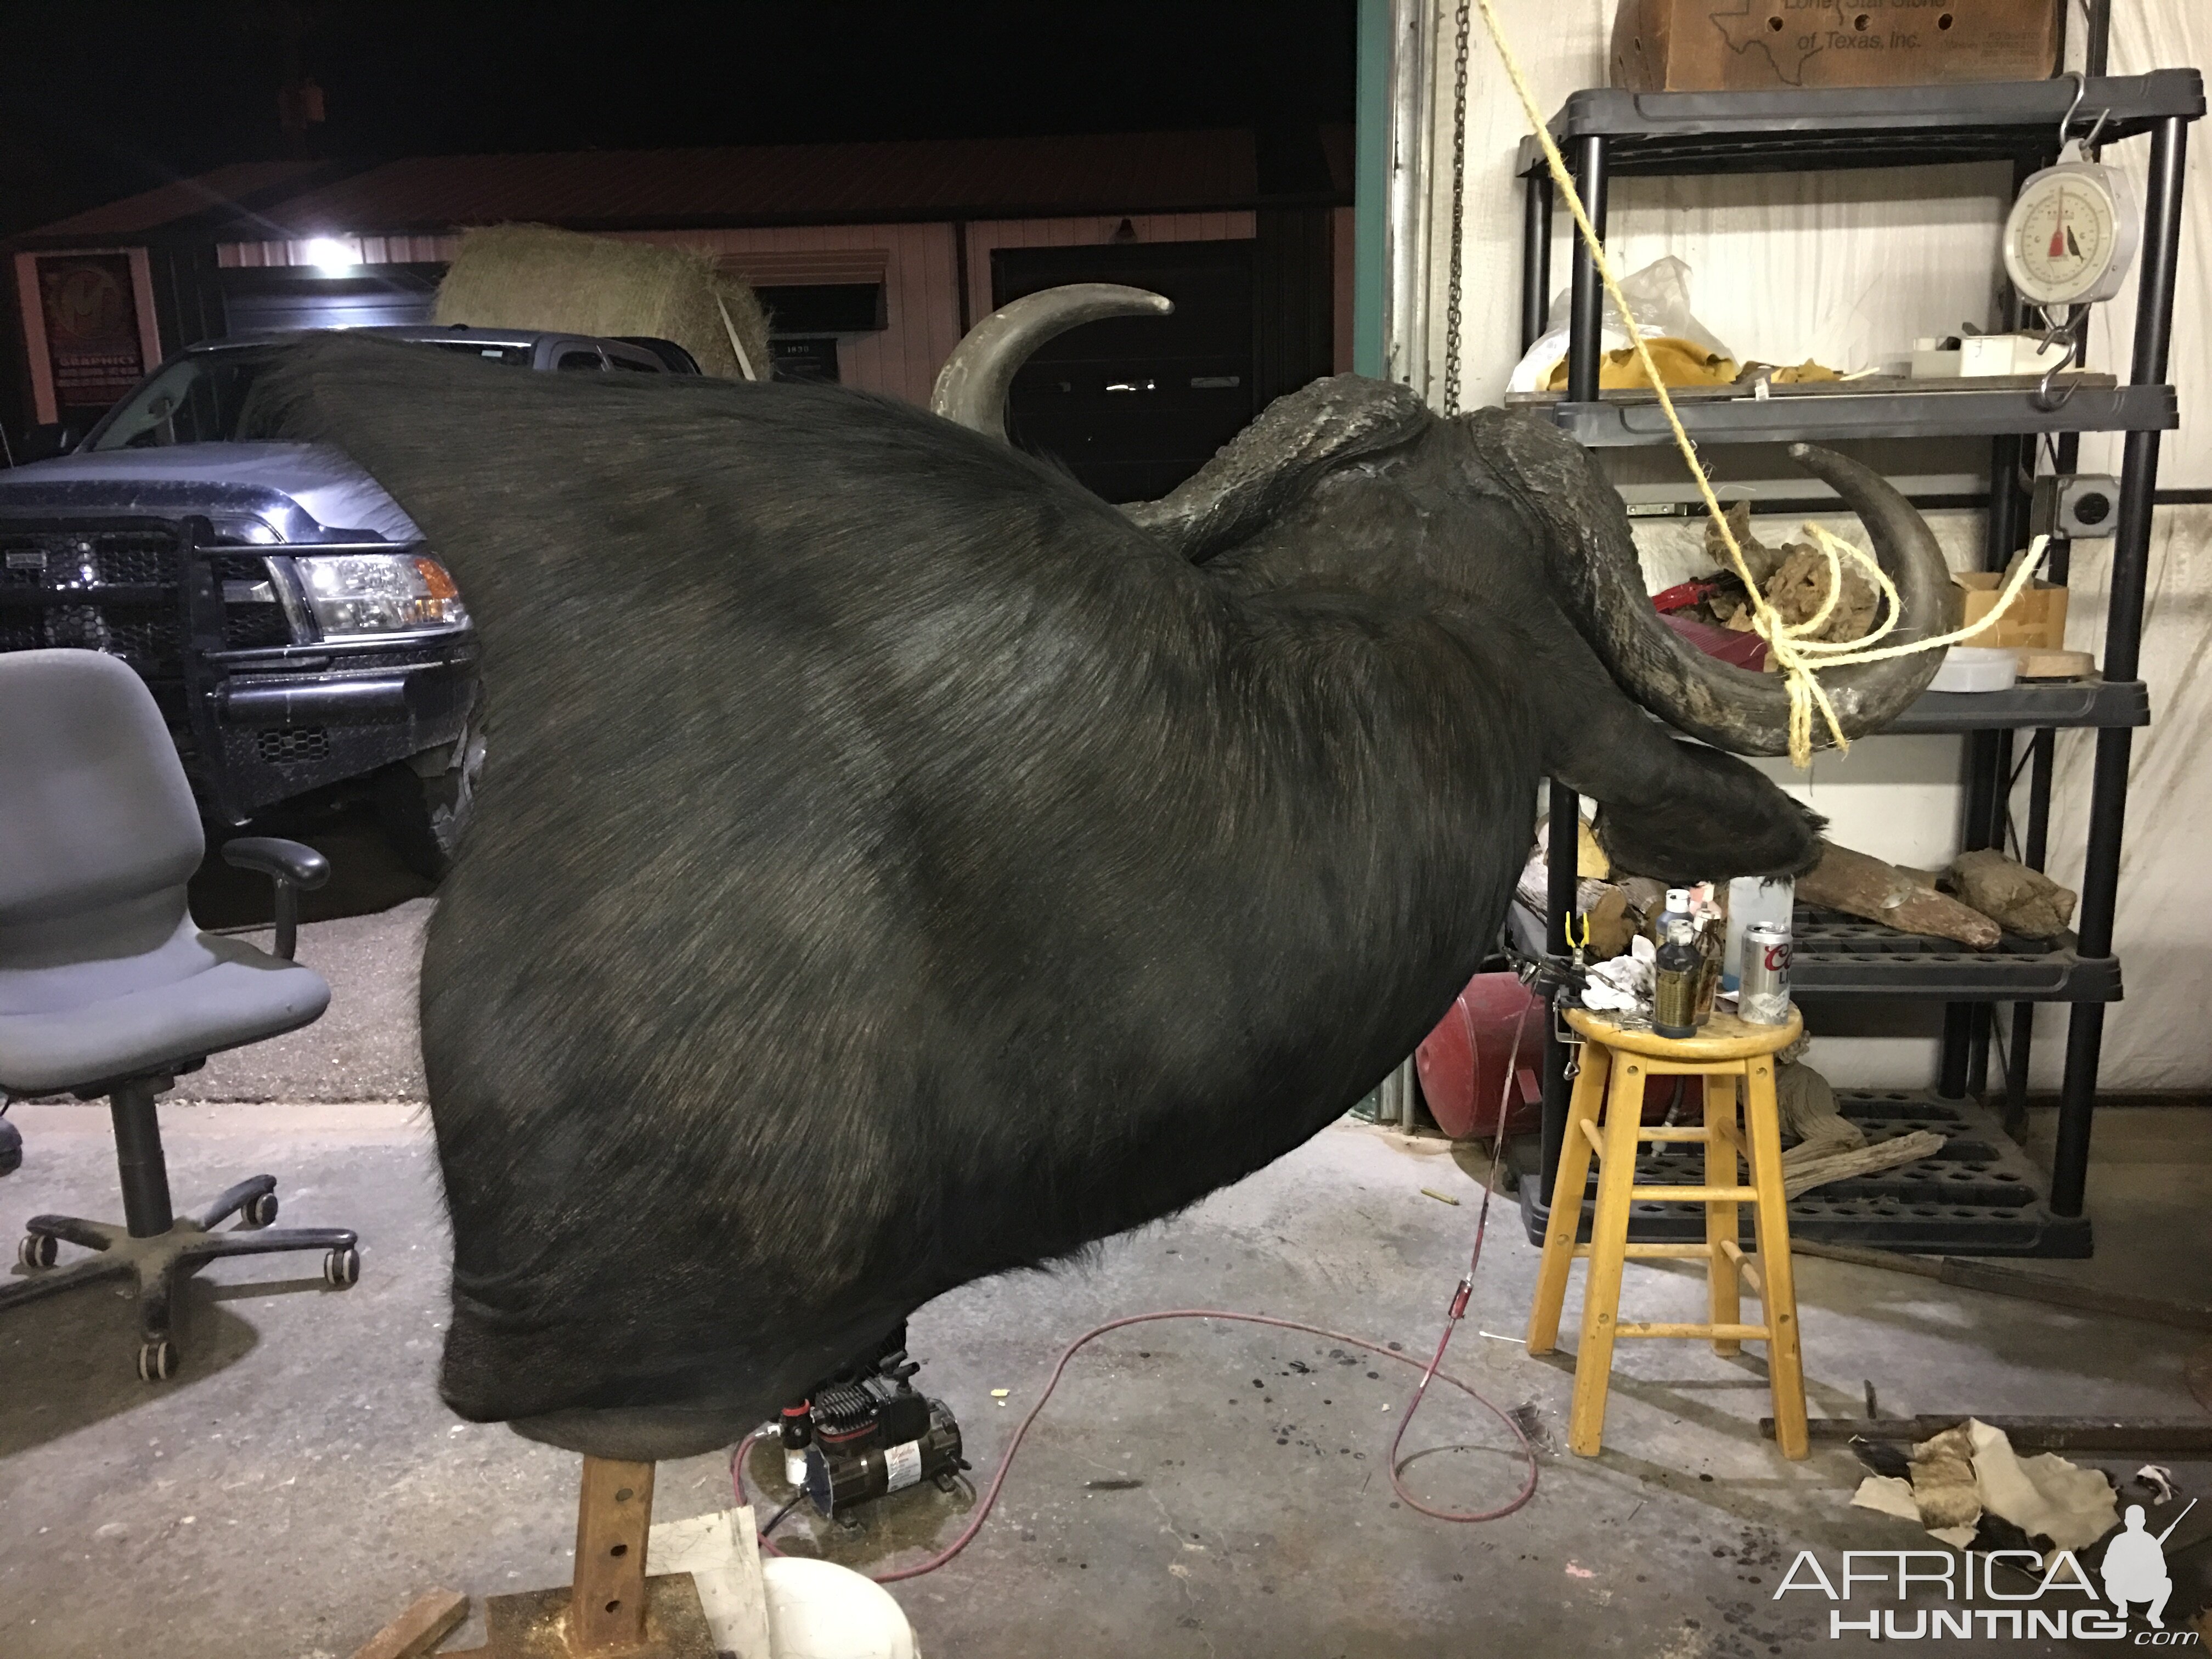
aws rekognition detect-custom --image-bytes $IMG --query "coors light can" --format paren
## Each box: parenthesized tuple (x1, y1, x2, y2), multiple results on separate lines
(1739, 921, 1792, 1025)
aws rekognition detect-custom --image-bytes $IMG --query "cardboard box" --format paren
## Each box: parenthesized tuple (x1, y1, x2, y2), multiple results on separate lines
(1611, 0, 2061, 93)
(1954, 570, 2068, 650)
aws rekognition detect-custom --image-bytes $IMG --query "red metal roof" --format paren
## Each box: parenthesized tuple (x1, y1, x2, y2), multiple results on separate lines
(19, 160, 329, 241)
(225, 129, 1265, 238)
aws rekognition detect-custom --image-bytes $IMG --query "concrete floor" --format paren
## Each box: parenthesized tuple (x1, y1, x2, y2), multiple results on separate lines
(1, 1099, 2205, 1657)
(2, 881, 2208, 1656)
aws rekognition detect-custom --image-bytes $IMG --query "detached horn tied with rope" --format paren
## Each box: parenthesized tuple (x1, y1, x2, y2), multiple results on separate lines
(1469, 0, 2046, 769)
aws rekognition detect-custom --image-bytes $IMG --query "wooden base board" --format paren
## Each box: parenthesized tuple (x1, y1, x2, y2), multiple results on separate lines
(440, 1574, 717, 1659)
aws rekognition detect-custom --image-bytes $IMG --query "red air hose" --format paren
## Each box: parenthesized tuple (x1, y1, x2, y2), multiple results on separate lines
(734, 998, 1545, 1579)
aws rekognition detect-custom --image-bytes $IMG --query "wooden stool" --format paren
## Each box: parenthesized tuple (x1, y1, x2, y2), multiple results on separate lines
(1526, 1007, 1810, 1460)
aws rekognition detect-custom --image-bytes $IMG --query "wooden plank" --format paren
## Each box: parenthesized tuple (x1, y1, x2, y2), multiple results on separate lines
(347, 1590, 468, 1659)
(1791, 1239, 2212, 1331)
(648, 1506, 771, 1659)
(571, 1457, 655, 1654)
(1618, 1322, 1770, 1340)
(1770, 1417, 2212, 1453)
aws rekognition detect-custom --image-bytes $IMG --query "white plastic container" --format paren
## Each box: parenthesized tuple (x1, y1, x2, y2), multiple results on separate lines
(760, 1555, 918, 1659)
(1723, 876, 1795, 991)
(1927, 645, 2019, 693)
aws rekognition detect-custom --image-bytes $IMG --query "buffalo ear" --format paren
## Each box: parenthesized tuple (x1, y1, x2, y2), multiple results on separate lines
(1122, 376, 1432, 562)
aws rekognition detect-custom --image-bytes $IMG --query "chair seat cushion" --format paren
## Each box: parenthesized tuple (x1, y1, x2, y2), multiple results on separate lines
(0, 933, 330, 1096)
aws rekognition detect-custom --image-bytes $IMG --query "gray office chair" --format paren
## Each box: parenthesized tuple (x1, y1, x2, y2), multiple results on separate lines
(0, 648, 359, 1381)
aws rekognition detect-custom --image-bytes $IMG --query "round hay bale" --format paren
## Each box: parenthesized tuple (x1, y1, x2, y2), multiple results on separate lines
(432, 224, 771, 381)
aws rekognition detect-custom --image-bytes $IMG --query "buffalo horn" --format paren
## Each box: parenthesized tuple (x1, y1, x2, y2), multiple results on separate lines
(1565, 441, 1955, 756)
(931, 284, 1175, 440)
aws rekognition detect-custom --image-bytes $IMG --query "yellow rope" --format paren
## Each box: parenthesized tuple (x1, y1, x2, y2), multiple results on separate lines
(1470, 0, 2040, 766)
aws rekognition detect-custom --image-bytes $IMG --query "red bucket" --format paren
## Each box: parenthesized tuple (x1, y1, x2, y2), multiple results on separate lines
(1413, 973, 1545, 1140)
(1413, 974, 1706, 1138)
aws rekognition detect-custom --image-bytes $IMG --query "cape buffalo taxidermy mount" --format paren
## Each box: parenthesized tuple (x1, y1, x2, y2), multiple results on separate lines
(251, 284, 1950, 1459)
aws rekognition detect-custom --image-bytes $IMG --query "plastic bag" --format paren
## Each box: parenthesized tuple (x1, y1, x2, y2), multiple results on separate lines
(1506, 255, 1735, 394)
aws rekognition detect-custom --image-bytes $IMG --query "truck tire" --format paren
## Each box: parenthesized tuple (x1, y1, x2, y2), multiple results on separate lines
(376, 731, 482, 882)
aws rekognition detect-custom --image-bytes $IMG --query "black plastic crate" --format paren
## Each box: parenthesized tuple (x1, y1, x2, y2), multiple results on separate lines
(1511, 1090, 2090, 1258)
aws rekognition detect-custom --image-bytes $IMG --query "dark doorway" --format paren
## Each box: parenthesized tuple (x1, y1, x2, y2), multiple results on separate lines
(992, 241, 1255, 504)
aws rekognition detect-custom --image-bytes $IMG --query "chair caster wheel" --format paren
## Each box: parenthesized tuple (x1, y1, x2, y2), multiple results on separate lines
(241, 1192, 279, 1228)
(18, 1232, 55, 1270)
(137, 1339, 177, 1383)
(323, 1246, 360, 1287)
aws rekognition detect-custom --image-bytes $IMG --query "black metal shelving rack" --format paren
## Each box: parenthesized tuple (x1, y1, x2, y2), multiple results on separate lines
(1509, 70, 2204, 1258)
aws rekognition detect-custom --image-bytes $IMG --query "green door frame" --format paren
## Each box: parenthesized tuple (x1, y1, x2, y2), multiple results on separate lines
(1352, 0, 1391, 377)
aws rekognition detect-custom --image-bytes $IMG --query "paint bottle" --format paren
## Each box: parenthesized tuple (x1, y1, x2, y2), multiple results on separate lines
(1652, 917, 1702, 1040)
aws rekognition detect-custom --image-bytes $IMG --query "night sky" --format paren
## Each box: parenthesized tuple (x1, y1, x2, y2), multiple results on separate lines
(0, 1, 1357, 236)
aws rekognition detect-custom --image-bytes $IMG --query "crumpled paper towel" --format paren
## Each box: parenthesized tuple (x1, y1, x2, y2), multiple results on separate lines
(1581, 935, 1656, 1013)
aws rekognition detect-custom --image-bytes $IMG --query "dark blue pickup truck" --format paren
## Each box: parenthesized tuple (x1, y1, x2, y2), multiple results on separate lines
(0, 326, 697, 876)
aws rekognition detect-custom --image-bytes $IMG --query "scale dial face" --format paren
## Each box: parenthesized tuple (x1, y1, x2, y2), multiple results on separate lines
(2004, 160, 2138, 309)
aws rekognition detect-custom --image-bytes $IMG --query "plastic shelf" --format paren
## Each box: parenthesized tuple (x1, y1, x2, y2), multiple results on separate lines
(1530, 382, 2175, 447)
(1791, 906, 2119, 1002)
(1510, 1089, 2090, 1257)
(1516, 70, 2206, 179)
(1884, 676, 2149, 734)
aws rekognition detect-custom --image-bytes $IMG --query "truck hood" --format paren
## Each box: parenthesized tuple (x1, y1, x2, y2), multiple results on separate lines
(0, 441, 420, 543)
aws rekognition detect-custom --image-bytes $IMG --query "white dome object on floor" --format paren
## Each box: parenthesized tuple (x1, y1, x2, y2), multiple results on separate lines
(760, 1556, 918, 1659)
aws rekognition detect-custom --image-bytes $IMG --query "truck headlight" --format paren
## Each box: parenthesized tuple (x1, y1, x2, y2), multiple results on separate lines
(294, 551, 469, 637)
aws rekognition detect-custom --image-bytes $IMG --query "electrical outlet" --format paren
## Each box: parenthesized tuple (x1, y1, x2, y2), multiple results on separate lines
(2029, 473, 2122, 542)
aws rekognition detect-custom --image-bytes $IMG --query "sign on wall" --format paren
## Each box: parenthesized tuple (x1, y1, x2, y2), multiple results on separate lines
(13, 247, 162, 425)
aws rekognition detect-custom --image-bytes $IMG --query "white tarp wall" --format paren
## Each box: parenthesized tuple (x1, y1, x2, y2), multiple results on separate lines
(1423, 2, 2208, 1092)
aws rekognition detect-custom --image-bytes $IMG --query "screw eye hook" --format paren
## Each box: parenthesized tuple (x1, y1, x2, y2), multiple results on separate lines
(2028, 307, 2089, 413)
(2032, 354, 2079, 414)
(2057, 70, 2086, 147)
(2054, 70, 2113, 156)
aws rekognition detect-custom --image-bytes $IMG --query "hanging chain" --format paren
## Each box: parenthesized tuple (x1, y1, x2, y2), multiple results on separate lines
(1441, 0, 1473, 415)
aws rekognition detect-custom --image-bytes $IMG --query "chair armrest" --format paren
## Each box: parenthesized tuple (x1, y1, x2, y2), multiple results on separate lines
(219, 837, 330, 961)
(221, 837, 331, 890)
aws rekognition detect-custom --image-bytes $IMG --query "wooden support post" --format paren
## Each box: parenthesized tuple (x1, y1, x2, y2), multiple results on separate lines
(571, 1458, 656, 1654)
(359, 1455, 717, 1659)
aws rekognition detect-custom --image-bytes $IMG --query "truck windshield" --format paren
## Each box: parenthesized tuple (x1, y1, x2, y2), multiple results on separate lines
(84, 348, 282, 450)
(84, 337, 539, 451)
